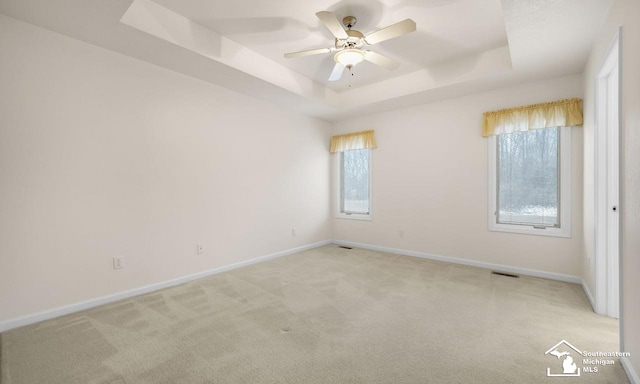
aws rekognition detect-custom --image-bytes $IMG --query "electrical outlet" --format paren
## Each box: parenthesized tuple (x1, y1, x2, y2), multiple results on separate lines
(291, 229, 297, 237)
(197, 243, 204, 255)
(113, 256, 124, 270)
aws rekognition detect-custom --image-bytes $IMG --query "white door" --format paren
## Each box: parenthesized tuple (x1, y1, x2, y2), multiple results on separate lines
(606, 64, 619, 318)
(595, 32, 620, 318)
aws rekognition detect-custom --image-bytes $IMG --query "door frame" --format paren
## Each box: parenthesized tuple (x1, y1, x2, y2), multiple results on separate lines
(594, 28, 621, 318)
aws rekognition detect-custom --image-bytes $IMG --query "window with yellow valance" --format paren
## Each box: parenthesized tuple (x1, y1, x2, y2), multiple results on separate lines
(330, 130, 377, 153)
(482, 98, 583, 137)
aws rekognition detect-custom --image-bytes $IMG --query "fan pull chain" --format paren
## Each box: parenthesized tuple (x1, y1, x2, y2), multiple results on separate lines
(348, 66, 353, 88)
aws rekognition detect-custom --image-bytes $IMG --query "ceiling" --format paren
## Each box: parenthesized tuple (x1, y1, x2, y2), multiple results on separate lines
(0, 0, 611, 121)
(152, 0, 509, 91)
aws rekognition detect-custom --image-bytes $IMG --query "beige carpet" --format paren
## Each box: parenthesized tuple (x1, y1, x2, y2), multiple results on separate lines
(0, 245, 629, 383)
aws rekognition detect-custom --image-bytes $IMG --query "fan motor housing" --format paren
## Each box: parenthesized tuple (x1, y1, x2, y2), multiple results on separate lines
(335, 30, 364, 48)
(346, 30, 364, 39)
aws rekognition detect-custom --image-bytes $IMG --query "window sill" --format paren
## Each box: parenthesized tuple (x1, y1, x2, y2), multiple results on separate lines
(335, 213, 373, 221)
(489, 223, 570, 238)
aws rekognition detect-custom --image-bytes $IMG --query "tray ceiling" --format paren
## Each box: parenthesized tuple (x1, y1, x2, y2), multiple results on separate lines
(0, 0, 612, 120)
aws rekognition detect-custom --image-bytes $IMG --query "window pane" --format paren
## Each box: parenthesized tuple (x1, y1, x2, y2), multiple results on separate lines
(497, 127, 559, 226)
(341, 149, 370, 214)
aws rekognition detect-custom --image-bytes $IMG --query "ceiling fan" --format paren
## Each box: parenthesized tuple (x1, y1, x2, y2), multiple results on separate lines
(285, 11, 416, 82)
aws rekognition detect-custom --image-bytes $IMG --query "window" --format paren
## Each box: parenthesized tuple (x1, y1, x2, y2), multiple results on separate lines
(336, 148, 371, 220)
(330, 130, 376, 220)
(488, 127, 571, 237)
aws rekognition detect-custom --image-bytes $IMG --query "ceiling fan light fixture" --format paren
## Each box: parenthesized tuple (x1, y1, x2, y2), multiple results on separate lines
(334, 49, 365, 68)
(284, 11, 415, 83)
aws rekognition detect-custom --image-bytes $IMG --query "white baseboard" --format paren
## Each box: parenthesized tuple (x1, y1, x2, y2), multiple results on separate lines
(581, 278, 596, 312)
(0, 240, 331, 333)
(332, 240, 582, 284)
(622, 356, 640, 384)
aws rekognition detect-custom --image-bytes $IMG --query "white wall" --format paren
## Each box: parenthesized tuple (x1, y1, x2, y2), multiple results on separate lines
(332, 75, 584, 276)
(582, 0, 640, 376)
(0, 15, 332, 324)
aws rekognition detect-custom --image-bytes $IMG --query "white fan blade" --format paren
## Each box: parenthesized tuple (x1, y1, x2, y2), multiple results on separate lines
(328, 62, 346, 81)
(316, 11, 349, 39)
(364, 51, 400, 70)
(284, 48, 331, 59)
(364, 19, 416, 45)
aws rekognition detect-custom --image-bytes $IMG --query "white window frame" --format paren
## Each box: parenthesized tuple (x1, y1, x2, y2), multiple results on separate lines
(487, 126, 572, 238)
(334, 149, 373, 221)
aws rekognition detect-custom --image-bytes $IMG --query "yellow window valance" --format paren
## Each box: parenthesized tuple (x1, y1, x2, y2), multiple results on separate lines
(482, 98, 583, 137)
(330, 130, 377, 153)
